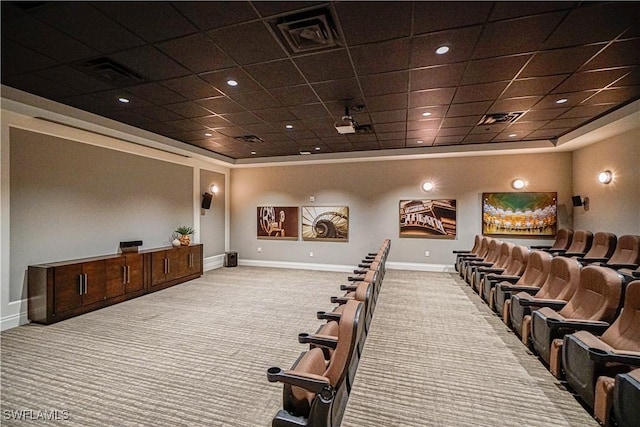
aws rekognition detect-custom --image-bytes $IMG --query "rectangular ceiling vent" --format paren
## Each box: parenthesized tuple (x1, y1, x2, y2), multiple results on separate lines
(271, 7, 342, 55)
(73, 57, 145, 87)
(477, 111, 524, 126)
(235, 135, 265, 143)
(354, 124, 374, 134)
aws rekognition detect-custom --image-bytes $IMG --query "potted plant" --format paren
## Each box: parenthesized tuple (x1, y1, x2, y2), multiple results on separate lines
(174, 226, 196, 246)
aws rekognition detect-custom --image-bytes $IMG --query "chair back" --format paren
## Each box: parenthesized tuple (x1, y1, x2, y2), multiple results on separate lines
(583, 232, 617, 259)
(559, 266, 622, 323)
(515, 250, 552, 287)
(535, 256, 581, 300)
(601, 280, 640, 350)
(551, 228, 574, 250)
(566, 230, 593, 254)
(609, 235, 640, 265)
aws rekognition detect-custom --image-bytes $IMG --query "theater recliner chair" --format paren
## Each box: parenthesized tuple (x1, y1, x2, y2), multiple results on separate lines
(580, 234, 640, 270)
(470, 241, 514, 293)
(561, 280, 640, 409)
(462, 238, 501, 284)
(594, 369, 640, 427)
(453, 235, 482, 272)
(510, 257, 581, 343)
(572, 231, 617, 262)
(531, 228, 573, 252)
(457, 237, 492, 277)
(495, 250, 553, 324)
(550, 229, 593, 257)
(530, 265, 623, 368)
(267, 300, 364, 427)
(482, 245, 529, 308)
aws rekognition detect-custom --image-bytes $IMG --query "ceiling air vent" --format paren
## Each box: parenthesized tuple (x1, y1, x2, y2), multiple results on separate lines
(235, 135, 265, 144)
(271, 7, 342, 54)
(354, 124, 374, 134)
(73, 57, 145, 87)
(477, 111, 524, 126)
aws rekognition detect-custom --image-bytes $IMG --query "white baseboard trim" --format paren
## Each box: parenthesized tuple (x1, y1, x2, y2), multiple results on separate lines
(1, 309, 28, 331)
(238, 259, 355, 273)
(386, 261, 456, 273)
(204, 254, 225, 271)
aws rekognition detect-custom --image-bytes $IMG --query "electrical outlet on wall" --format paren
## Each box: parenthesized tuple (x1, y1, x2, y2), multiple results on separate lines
(425, 250, 430, 257)
(257, 247, 262, 253)
(309, 251, 314, 257)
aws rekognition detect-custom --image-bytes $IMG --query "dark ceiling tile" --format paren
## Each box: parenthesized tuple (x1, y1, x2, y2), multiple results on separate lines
(501, 75, 569, 98)
(376, 132, 406, 141)
(558, 104, 618, 119)
(132, 105, 184, 122)
(461, 55, 532, 85)
(32, 2, 145, 53)
(139, 121, 182, 135)
(473, 13, 564, 59)
(214, 126, 251, 137)
(453, 82, 509, 103)
(406, 129, 437, 140)
(269, 84, 320, 106)
(289, 103, 330, 120)
(520, 45, 603, 77)
(582, 86, 640, 105)
(410, 26, 482, 68)
(582, 39, 640, 71)
(435, 127, 472, 137)
(613, 70, 640, 87)
(434, 135, 465, 145)
(469, 123, 510, 134)
(88, 89, 154, 110)
(447, 101, 492, 117)
(254, 107, 298, 123)
(463, 133, 499, 143)
(161, 75, 222, 100)
(495, 131, 532, 141)
(165, 101, 212, 118)
(360, 71, 408, 96)
(410, 64, 465, 91)
(379, 139, 406, 148)
(541, 117, 588, 129)
(293, 50, 354, 82)
(252, 1, 325, 17)
(489, 1, 575, 21)
(490, 96, 543, 112)
(505, 121, 549, 133)
(2, 14, 98, 63)
(407, 106, 448, 120)
(520, 109, 568, 121)
(552, 68, 633, 93)
(171, 1, 259, 30)
(370, 109, 407, 123)
(376, 122, 406, 133)
(441, 116, 483, 128)
(413, 1, 492, 34)
(242, 123, 277, 135)
(3, 73, 80, 100)
(37, 65, 114, 94)
(207, 21, 286, 65)
(542, 2, 639, 50)
(92, 2, 197, 43)
(199, 67, 263, 93)
(299, 117, 335, 130)
(110, 46, 191, 81)
(218, 111, 263, 126)
(407, 119, 440, 131)
(0, 40, 57, 76)
(244, 59, 305, 89)
(367, 93, 408, 111)
(335, 1, 412, 45)
(409, 88, 456, 108)
(127, 82, 185, 105)
(350, 39, 410, 75)
(534, 92, 593, 109)
(196, 96, 247, 114)
(311, 78, 362, 102)
(228, 90, 281, 110)
(156, 33, 235, 74)
(164, 119, 208, 132)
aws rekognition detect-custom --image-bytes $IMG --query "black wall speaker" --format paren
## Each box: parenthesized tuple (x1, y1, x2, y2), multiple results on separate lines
(201, 192, 213, 209)
(572, 195, 583, 207)
(224, 251, 238, 267)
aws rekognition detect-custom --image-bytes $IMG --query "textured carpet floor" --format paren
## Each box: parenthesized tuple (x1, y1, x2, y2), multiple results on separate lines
(1, 267, 598, 426)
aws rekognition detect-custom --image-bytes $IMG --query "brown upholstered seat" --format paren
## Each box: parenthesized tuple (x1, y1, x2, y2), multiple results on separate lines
(494, 250, 553, 323)
(459, 237, 494, 280)
(575, 231, 617, 262)
(594, 368, 640, 427)
(267, 300, 365, 427)
(530, 265, 623, 367)
(481, 245, 530, 307)
(531, 228, 573, 252)
(552, 229, 593, 257)
(509, 256, 581, 341)
(453, 235, 482, 273)
(470, 241, 514, 292)
(581, 235, 640, 270)
(561, 280, 640, 408)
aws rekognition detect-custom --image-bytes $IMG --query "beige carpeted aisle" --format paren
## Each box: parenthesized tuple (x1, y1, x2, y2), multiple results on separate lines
(1, 267, 597, 426)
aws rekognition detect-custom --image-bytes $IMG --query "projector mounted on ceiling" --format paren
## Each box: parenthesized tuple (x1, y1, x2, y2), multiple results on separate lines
(335, 106, 358, 134)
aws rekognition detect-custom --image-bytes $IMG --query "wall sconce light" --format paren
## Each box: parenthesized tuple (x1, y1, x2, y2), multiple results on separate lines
(210, 184, 219, 194)
(421, 181, 434, 192)
(511, 179, 526, 190)
(598, 170, 612, 184)
(572, 195, 589, 211)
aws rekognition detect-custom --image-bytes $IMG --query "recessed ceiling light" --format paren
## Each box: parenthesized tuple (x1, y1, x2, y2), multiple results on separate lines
(555, 98, 568, 104)
(204, 133, 212, 137)
(226, 79, 238, 87)
(300, 151, 311, 155)
(315, 147, 321, 151)
(435, 46, 450, 55)
(251, 151, 257, 155)
(509, 133, 517, 138)
(417, 140, 424, 144)
(285, 124, 294, 129)
(118, 97, 130, 103)
(422, 112, 432, 117)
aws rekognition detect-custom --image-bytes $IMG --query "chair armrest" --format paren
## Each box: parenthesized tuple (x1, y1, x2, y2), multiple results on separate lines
(520, 298, 567, 310)
(298, 333, 338, 349)
(479, 267, 505, 275)
(340, 284, 358, 291)
(494, 275, 521, 284)
(348, 275, 364, 281)
(607, 263, 639, 270)
(588, 348, 640, 366)
(530, 245, 551, 249)
(330, 296, 352, 305)
(634, 270, 640, 278)
(545, 318, 610, 335)
(577, 257, 608, 264)
(547, 249, 567, 255)
(316, 311, 341, 322)
(267, 367, 331, 394)
(358, 262, 371, 268)
(560, 251, 587, 258)
(452, 250, 472, 254)
(364, 255, 375, 260)
(470, 262, 495, 267)
(506, 285, 540, 294)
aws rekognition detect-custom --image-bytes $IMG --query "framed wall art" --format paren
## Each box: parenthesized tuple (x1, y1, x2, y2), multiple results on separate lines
(257, 206, 299, 240)
(301, 206, 349, 241)
(399, 199, 456, 238)
(482, 192, 557, 236)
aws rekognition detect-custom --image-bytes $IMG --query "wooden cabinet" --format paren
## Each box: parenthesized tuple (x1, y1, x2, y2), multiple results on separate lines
(28, 244, 203, 324)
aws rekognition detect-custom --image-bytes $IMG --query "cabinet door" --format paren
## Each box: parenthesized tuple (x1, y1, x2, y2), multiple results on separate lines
(151, 251, 168, 286)
(105, 257, 126, 299)
(81, 260, 106, 305)
(125, 253, 144, 293)
(166, 248, 183, 281)
(54, 264, 83, 314)
(185, 245, 202, 276)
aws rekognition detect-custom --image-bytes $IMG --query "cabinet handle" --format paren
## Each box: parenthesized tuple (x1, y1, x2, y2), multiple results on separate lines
(189, 253, 193, 268)
(123, 265, 127, 284)
(127, 265, 131, 284)
(78, 274, 84, 295)
(84, 274, 88, 294)
(166, 258, 170, 274)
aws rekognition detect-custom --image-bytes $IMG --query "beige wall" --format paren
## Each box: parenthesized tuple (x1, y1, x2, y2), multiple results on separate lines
(230, 152, 573, 267)
(199, 169, 226, 257)
(572, 128, 640, 235)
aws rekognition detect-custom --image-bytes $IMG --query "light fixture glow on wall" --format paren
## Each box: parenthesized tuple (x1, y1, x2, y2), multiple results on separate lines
(210, 184, 219, 194)
(511, 179, 526, 190)
(598, 170, 612, 184)
(421, 181, 434, 192)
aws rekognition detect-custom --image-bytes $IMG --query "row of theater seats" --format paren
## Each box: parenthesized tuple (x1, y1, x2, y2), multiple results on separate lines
(454, 231, 640, 427)
(266, 240, 391, 427)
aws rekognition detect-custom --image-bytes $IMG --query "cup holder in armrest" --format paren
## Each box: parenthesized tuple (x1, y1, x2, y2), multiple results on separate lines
(267, 367, 283, 382)
(298, 333, 311, 344)
(587, 347, 610, 362)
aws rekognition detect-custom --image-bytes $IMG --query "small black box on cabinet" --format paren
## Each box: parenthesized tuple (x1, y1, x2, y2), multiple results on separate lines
(120, 240, 142, 253)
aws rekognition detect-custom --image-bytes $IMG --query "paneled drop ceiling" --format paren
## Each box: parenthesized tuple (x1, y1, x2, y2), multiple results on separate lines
(2, 1, 639, 161)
